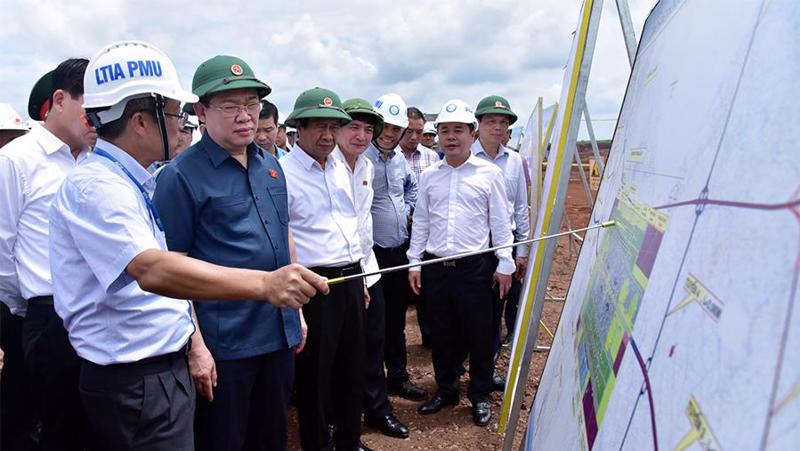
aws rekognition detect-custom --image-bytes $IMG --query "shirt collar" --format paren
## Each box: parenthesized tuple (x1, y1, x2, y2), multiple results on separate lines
(441, 153, 479, 170)
(332, 147, 367, 175)
(471, 139, 508, 160)
(291, 142, 336, 171)
(201, 132, 262, 168)
(369, 142, 398, 161)
(34, 123, 73, 156)
(94, 138, 154, 189)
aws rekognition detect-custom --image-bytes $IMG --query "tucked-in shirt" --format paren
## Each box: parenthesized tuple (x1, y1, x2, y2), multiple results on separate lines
(407, 154, 515, 275)
(364, 143, 418, 248)
(471, 140, 531, 258)
(402, 144, 440, 178)
(49, 139, 194, 365)
(332, 148, 380, 287)
(153, 133, 299, 360)
(0, 124, 87, 316)
(281, 143, 364, 267)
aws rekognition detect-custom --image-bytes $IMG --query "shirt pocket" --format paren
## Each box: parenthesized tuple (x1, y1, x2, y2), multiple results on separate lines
(206, 194, 257, 239)
(266, 187, 289, 225)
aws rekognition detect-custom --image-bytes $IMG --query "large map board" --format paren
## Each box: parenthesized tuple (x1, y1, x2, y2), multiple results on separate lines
(526, 0, 800, 450)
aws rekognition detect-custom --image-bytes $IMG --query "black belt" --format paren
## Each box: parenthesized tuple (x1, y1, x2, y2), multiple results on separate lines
(28, 295, 54, 306)
(423, 252, 487, 268)
(81, 342, 190, 379)
(311, 262, 362, 278)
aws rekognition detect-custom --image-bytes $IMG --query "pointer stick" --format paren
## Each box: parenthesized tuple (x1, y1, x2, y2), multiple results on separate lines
(326, 220, 616, 286)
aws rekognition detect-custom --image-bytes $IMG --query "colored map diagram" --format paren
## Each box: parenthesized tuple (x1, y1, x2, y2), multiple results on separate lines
(576, 187, 666, 449)
(525, 0, 800, 450)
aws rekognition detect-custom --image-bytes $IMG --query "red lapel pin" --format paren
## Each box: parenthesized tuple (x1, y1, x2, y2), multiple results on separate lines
(269, 168, 279, 179)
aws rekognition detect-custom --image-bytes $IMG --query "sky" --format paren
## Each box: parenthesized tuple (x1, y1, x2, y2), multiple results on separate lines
(0, 0, 657, 140)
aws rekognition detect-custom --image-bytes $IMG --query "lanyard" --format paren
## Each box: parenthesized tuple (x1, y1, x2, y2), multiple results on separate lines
(93, 148, 164, 231)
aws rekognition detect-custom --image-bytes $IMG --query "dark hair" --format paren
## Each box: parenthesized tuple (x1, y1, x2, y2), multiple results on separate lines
(349, 113, 380, 128)
(259, 100, 279, 123)
(52, 58, 89, 99)
(95, 96, 156, 140)
(407, 107, 425, 121)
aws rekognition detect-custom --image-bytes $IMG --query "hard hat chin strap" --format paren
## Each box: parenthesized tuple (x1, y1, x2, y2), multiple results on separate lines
(152, 94, 170, 162)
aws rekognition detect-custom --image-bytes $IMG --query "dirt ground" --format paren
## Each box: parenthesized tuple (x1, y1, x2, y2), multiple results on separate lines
(288, 170, 594, 450)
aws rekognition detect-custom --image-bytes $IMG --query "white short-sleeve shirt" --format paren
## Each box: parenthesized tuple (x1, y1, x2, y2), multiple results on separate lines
(49, 139, 194, 365)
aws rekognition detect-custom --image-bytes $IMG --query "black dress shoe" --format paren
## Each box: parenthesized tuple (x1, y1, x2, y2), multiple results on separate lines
(472, 401, 492, 426)
(417, 394, 459, 415)
(365, 414, 409, 438)
(492, 373, 505, 391)
(388, 379, 428, 401)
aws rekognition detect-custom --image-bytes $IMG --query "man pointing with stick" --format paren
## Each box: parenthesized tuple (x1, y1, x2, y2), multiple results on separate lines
(407, 99, 513, 427)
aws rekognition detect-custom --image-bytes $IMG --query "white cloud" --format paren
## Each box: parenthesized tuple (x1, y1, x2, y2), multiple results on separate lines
(0, 0, 656, 139)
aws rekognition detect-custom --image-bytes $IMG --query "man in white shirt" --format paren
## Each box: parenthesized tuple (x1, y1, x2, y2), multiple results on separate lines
(49, 41, 326, 450)
(407, 99, 513, 427)
(472, 95, 531, 389)
(0, 59, 98, 451)
(281, 88, 373, 451)
(333, 98, 410, 440)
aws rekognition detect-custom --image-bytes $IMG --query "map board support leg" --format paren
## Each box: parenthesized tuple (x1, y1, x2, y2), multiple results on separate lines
(500, 1, 605, 449)
(615, 0, 638, 67)
(574, 146, 595, 206)
(583, 101, 605, 175)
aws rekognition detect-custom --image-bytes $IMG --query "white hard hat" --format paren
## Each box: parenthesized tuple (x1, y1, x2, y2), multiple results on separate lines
(184, 115, 199, 129)
(278, 112, 288, 126)
(423, 121, 436, 135)
(0, 103, 28, 131)
(373, 93, 408, 129)
(434, 99, 478, 130)
(83, 40, 198, 126)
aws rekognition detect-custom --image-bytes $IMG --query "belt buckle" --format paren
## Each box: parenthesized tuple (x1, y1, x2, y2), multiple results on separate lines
(443, 260, 456, 268)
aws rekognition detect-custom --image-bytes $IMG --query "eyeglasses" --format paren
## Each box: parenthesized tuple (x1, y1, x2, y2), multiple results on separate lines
(211, 102, 262, 118)
(164, 110, 189, 125)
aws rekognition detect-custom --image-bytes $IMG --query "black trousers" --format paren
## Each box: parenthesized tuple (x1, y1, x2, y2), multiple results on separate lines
(421, 253, 494, 404)
(296, 264, 364, 451)
(503, 278, 522, 337)
(79, 347, 194, 450)
(362, 280, 392, 420)
(1, 303, 37, 451)
(195, 348, 295, 451)
(492, 277, 522, 356)
(373, 244, 413, 384)
(22, 299, 94, 451)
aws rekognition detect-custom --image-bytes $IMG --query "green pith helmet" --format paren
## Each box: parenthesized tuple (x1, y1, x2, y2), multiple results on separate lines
(342, 97, 384, 138)
(28, 69, 55, 121)
(285, 87, 351, 128)
(475, 95, 518, 125)
(192, 55, 271, 99)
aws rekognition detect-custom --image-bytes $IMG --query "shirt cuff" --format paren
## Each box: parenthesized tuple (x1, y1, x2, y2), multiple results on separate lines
(496, 259, 516, 275)
(407, 258, 422, 272)
(516, 244, 530, 258)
